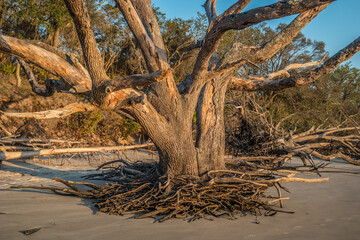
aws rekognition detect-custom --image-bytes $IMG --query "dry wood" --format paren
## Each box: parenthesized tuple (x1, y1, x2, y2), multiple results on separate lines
(1, 102, 98, 119)
(19, 59, 70, 97)
(0, 35, 91, 92)
(0, 143, 154, 161)
(229, 37, 360, 91)
(9, 160, 330, 221)
(189, 0, 333, 95)
(63, 0, 108, 83)
(0, 0, 358, 179)
(113, 0, 161, 72)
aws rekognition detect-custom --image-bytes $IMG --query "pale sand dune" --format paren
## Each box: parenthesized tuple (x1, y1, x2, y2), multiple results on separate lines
(0, 155, 360, 240)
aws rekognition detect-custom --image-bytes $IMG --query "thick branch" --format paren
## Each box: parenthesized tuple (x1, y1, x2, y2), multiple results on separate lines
(114, 1, 181, 104)
(114, 0, 160, 72)
(64, 0, 108, 84)
(217, 4, 328, 77)
(220, 0, 251, 17)
(255, 4, 329, 62)
(229, 37, 360, 91)
(130, 0, 169, 70)
(0, 35, 91, 92)
(189, 0, 333, 95)
(104, 69, 172, 92)
(203, 0, 218, 23)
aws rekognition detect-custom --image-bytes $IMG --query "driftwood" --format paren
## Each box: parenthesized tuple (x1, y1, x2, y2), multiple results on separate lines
(0, 143, 154, 161)
(0, 102, 99, 119)
(281, 127, 360, 166)
(227, 110, 360, 167)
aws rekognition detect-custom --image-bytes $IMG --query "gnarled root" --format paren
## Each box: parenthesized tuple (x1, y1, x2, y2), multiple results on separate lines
(8, 161, 328, 222)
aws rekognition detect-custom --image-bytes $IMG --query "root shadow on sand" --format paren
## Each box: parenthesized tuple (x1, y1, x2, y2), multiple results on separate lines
(6, 157, 336, 222)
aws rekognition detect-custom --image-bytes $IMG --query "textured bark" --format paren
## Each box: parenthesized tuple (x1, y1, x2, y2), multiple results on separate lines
(52, 27, 60, 48)
(130, 0, 169, 70)
(1, 0, 358, 178)
(0, 35, 91, 92)
(229, 37, 360, 91)
(64, 0, 108, 85)
(195, 79, 228, 173)
(188, 0, 333, 96)
(122, 101, 199, 176)
(19, 59, 71, 97)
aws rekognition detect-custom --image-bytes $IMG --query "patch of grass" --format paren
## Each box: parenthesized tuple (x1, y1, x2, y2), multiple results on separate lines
(65, 111, 103, 138)
(1, 63, 16, 75)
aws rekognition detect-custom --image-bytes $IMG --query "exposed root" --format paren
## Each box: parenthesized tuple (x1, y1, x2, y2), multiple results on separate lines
(8, 161, 328, 222)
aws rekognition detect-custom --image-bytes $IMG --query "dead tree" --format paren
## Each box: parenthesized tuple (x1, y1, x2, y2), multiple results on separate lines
(1, 0, 359, 177)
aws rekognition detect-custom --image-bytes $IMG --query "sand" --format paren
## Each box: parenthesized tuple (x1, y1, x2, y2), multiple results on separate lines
(1, 153, 360, 240)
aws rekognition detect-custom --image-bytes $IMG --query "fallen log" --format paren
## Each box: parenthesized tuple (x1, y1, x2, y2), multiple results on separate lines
(0, 143, 154, 161)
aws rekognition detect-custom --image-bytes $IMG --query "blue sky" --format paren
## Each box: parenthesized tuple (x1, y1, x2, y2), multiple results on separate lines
(153, 0, 360, 67)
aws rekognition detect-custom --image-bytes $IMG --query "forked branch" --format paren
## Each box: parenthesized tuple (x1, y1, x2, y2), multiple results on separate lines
(217, 4, 329, 75)
(229, 37, 360, 91)
(0, 35, 91, 92)
(18, 59, 72, 97)
(189, 0, 333, 95)
(114, 0, 160, 72)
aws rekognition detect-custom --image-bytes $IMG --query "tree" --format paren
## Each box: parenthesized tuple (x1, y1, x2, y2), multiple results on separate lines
(1, 0, 359, 177)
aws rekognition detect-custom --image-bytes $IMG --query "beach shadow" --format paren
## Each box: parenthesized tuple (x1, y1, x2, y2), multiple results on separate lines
(80, 199, 99, 215)
(1, 158, 100, 182)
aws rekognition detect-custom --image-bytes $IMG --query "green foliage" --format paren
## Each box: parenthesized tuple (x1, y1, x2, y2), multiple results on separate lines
(224, 24, 358, 134)
(161, 12, 207, 67)
(65, 111, 103, 138)
(1, 1, 358, 141)
(2, 0, 71, 40)
(1, 63, 16, 75)
(116, 118, 141, 139)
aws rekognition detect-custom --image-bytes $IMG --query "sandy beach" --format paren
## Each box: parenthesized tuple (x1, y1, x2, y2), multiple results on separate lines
(1, 154, 359, 240)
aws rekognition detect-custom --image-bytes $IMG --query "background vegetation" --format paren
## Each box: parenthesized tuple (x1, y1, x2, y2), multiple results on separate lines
(1, 0, 359, 147)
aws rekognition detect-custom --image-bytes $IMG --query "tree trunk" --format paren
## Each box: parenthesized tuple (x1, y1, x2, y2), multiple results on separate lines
(195, 79, 228, 174)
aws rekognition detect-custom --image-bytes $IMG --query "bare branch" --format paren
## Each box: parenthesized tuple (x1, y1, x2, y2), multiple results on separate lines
(188, 0, 333, 96)
(114, 0, 161, 72)
(267, 54, 327, 79)
(18, 59, 71, 97)
(229, 36, 360, 91)
(130, 0, 169, 70)
(0, 143, 154, 161)
(64, 0, 108, 84)
(203, 0, 218, 23)
(255, 4, 330, 62)
(215, 1, 333, 33)
(0, 35, 91, 92)
(114, 1, 181, 102)
(220, 0, 251, 17)
(221, 4, 329, 68)
(104, 69, 172, 92)
(179, 1, 251, 54)
(0, 102, 98, 119)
